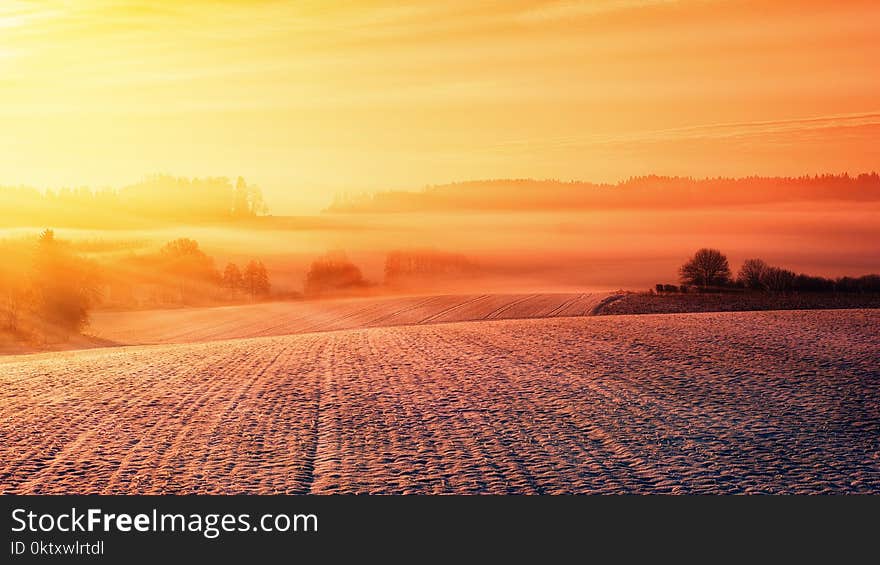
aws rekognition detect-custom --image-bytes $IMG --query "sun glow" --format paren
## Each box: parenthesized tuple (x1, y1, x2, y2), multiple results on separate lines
(1, 1, 878, 212)
(1, 1, 878, 314)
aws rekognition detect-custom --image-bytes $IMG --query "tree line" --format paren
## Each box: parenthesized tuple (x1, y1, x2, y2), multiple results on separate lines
(665, 248, 880, 294)
(328, 173, 880, 213)
(109, 238, 271, 306)
(1, 232, 272, 343)
(0, 175, 267, 228)
(3, 236, 475, 341)
(302, 249, 478, 297)
(222, 261, 271, 301)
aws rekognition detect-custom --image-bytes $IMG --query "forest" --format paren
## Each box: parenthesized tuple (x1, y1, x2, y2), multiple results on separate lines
(327, 173, 880, 213)
(0, 175, 267, 228)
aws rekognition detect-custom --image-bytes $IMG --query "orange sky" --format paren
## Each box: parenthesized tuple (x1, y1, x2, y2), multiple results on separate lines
(2, 0, 879, 213)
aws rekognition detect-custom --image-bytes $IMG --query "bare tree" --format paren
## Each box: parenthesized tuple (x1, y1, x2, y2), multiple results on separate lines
(737, 258, 769, 290)
(679, 248, 731, 289)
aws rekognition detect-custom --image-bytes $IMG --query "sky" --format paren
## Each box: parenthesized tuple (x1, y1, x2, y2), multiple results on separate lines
(2, 0, 879, 213)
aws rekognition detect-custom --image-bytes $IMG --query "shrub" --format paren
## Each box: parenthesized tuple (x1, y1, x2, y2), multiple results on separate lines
(304, 253, 368, 297)
(792, 273, 835, 292)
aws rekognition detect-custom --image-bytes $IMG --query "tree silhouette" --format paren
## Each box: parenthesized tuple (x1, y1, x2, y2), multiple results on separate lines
(31, 229, 100, 337)
(242, 260, 270, 300)
(679, 248, 731, 289)
(761, 266, 796, 292)
(326, 173, 880, 214)
(737, 258, 769, 290)
(384, 249, 473, 287)
(231, 177, 268, 218)
(793, 273, 835, 292)
(158, 238, 218, 303)
(247, 183, 268, 216)
(222, 263, 243, 294)
(232, 176, 251, 218)
(0, 262, 29, 333)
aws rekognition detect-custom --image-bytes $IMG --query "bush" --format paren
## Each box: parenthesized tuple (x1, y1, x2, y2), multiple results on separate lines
(793, 273, 835, 292)
(837, 274, 880, 293)
(858, 274, 880, 292)
(304, 253, 368, 297)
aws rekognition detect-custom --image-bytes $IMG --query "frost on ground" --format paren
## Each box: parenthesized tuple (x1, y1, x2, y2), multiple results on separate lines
(1, 309, 878, 494)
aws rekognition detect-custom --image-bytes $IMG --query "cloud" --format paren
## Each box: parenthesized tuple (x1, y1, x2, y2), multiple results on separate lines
(515, 0, 680, 22)
(487, 111, 880, 153)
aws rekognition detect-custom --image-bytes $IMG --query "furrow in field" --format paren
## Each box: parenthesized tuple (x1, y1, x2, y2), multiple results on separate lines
(2, 309, 877, 494)
(88, 293, 615, 347)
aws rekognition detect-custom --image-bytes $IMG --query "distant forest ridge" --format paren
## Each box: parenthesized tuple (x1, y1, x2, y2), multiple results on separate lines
(326, 173, 880, 213)
(1, 175, 267, 228)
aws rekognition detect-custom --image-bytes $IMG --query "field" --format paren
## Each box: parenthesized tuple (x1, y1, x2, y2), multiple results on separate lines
(89, 293, 618, 345)
(2, 305, 878, 494)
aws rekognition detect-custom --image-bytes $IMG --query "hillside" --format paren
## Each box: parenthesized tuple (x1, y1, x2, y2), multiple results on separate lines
(2, 310, 877, 494)
(88, 293, 616, 346)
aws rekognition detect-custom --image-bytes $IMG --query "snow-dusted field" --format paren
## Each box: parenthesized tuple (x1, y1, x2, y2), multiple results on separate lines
(1, 309, 877, 494)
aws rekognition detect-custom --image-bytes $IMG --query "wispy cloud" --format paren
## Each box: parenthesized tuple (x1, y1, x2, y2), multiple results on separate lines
(516, 0, 679, 22)
(486, 111, 880, 153)
(2, 1, 879, 190)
